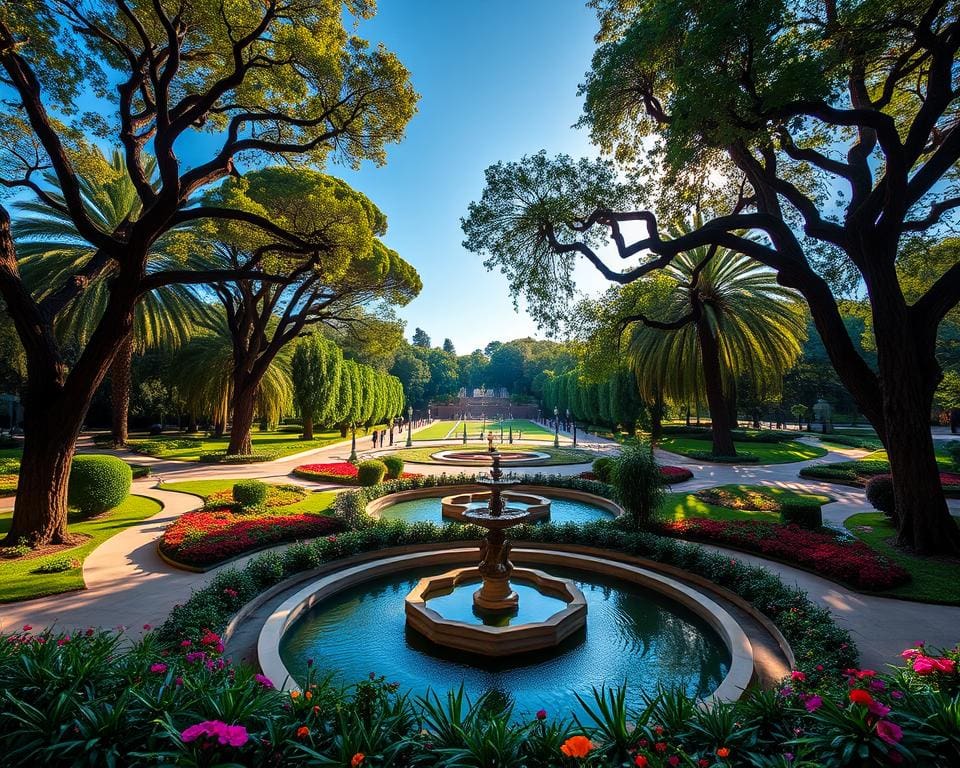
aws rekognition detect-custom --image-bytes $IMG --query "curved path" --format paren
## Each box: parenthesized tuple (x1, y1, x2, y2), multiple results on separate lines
(2, 425, 958, 670)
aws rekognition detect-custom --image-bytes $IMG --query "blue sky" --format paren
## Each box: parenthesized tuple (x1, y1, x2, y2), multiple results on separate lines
(329, 1, 609, 353)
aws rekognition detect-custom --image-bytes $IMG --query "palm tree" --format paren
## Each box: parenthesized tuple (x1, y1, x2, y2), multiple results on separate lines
(626, 223, 806, 456)
(12, 148, 210, 445)
(173, 312, 294, 438)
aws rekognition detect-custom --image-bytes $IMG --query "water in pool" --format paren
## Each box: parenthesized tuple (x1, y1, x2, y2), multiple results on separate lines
(379, 496, 612, 525)
(279, 566, 730, 718)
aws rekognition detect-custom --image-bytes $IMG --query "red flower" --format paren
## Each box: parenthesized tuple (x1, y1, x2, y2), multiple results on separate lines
(849, 689, 874, 707)
(536, 709, 547, 720)
(296, 726, 309, 739)
(634, 756, 648, 768)
(717, 746, 731, 758)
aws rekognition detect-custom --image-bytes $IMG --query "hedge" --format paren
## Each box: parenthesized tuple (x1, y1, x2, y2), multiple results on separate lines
(67, 455, 132, 517)
(356, 459, 387, 486)
(197, 451, 281, 464)
(381, 454, 405, 479)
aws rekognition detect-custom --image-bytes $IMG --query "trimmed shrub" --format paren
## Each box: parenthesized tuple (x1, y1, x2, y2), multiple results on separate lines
(610, 442, 665, 527)
(68, 455, 132, 517)
(356, 459, 387, 487)
(381, 455, 405, 479)
(686, 450, 759, 463)
(233, 480, 269, 511)
(779, 501, 823, 529)
(129, 464, 151, 479)
(865, 474, 896, 518)
(197, 451, 280, 464)
(591, 456, 613, 482)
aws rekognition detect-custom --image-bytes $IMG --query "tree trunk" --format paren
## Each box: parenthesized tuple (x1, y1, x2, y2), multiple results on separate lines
(5, 399, 85, 545)
(874, 315, 960, 554)
(110, 334, 134, 447)
(227, 381, 257, 455)
(303, 414, 314, 440)
(650, 397, 663, 440)
(696, 320, 736, 456)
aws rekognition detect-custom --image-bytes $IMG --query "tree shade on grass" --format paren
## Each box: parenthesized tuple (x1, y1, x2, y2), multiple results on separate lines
(658, 437, 827, 464)
(0, 495, 161, 602)
(692, 484, 832, 512)
(845, 512, 960, 605)
(658, 493, 781, 523)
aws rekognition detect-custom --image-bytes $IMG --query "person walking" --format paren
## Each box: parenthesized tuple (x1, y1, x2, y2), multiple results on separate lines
(372, 431, 378, 448)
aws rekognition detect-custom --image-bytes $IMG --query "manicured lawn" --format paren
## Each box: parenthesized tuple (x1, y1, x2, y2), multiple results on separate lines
(410, 420, 465, 440)
(800, 447, 960, 487)
(387, 443, 598, 466)
(658, 492, 781, 523)
(127, 427, 375, 461)
(161, 479, 337, 515)
(845, 512, 960, 604)
(693, 484, 831, 511)
(658, 436, 827, 464)
(0, 495, 162, 602)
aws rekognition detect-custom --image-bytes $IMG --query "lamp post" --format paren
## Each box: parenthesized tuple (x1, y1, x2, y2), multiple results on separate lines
(499, 413, 504, 443)
(573, 419, 577, 447)
(349, 422, 357, 462)
(406, 406, 413, 447)
(554, 406, 559, 448)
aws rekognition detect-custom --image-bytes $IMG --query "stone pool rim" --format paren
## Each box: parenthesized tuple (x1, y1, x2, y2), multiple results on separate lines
(257, 547, 756, 705)
(365, 485, 625, 521)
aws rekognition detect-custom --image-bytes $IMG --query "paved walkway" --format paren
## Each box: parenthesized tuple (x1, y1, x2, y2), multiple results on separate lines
(1, 424, 958, 669)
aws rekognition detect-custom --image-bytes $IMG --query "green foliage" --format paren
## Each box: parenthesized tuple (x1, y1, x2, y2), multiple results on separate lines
(67, 456, 132, 518)
(356, 460, 387, 487)
(232, 480, 269, 512)
(592, 456, 613, 482)
(32, 556, 77, 574)
(381, 455, 405, 480)
(779, 502, 824, 530)
(865, 475, 896, 518)
(197, 451, 282, 464)
(291, 333, 343, 432)
(610, 442, 665, 526)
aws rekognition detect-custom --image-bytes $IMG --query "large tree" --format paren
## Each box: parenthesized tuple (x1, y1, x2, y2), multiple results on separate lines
(0, 1, 416, 544)
(291, 332, 343, 440)
(463, 1, 960, 554)
(202, 167, 419, 456)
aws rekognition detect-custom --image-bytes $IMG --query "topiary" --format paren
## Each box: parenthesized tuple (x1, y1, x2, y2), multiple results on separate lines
(592, 456, 613, 483)
(779, 501, 823, 529)
(381, 455, 405, 479)
(865, 474, 896, 518)
(233, 480, 269, 511)
(356, 460, 387, 487)
(610, 442, 665, 527)
(68, 455, 132, 517)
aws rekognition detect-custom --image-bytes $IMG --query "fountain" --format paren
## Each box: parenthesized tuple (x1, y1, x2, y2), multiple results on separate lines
(404, 452, 587, 655)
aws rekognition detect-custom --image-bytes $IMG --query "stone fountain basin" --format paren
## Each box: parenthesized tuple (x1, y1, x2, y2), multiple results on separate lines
(405, 566, 587, 657)
(442, 492, 550, 524)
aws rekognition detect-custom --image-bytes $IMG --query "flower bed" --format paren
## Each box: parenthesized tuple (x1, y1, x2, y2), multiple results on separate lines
(654, 518, 910, 590)
(292, 462, 421, 485)
(0, 474, 16, 497)
(660, 465, 693, 484)
(203, 484, 306, 510)
(801, 459, 960, 492)
(1, 624, 957, 767)
(159, 508, 344, 567)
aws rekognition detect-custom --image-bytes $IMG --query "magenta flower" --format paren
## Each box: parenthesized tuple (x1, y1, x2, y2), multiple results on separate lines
(254, 673, 274, 689)
(790, 670, 806, 682)
(803, 695, 823, 712)
(181, 720, 248, 747)
(876, 720, 903, 745)
(536, 709, 547, 721)
(150, 663, 168, 674)
(868, 700, 891, 717)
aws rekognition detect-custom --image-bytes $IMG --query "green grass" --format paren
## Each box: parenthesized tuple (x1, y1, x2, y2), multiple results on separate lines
(410, 420, 465, 440)
(695, 484, 831, 511)
(126, 427, 376, 461)
(0, 447, 21, 459)
(658, 436, 828, 464)
(0, 495, 162, 603)
(658, 492, 781, 523)
(845, 512, 960, 604)
(386, 443, 598, 466)
(161, 479, 336, 514)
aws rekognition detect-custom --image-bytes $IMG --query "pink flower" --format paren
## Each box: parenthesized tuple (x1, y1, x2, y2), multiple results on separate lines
(668, 757, 680, 767)
(900, 648, 921, 660)
(180, 640, 192, 647)
(790, 670, 806, 682)
(876, 720, 903, 745)
(254, 674, 274, 689)
(868, 700, 891, 717)
(150, 663, 168, 674)
(181, 720, 248, 747)
(143, 624, 151, 631)
(22, 625, 31, 632)
(536, 709, 547, 720)
(912, 656, 936, 675)
(803, 695, 823, 712)
(175, 676, 184, 686)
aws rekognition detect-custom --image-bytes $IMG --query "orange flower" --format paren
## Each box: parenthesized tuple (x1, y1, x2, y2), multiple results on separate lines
(305, 691, 313, 701)
(717, 746, 731, 758)
(290, 690, 300, 699)
(351, 754, 365, 767)
(560, 735, 594, 758)
(296, 726, 309, 739)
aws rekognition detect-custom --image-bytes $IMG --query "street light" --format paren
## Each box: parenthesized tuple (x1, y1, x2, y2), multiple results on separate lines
(553, 406, 559, 448)
(573, 419, 577, 447)
(406, 406, 413, 447)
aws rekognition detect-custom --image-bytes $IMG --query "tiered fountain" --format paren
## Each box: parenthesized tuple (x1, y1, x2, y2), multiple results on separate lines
(405, 451, 587, 656)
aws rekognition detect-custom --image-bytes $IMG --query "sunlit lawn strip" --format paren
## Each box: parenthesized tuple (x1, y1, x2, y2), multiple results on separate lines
(0, 495, 162, 602)
(658, 436, 827, 464)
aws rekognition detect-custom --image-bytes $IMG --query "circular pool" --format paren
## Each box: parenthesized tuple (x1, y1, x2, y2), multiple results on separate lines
(277, 563, 732, 718)
(431, 449, 551, 465)
(377, 494, 613, 525)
